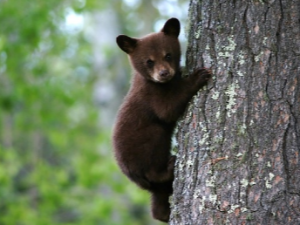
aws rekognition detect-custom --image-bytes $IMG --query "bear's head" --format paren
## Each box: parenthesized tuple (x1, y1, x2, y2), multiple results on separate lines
(116, 18, 181, 83)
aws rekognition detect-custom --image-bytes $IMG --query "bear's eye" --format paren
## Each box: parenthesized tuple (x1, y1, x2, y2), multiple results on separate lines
(165, 53, 172, 61)
(147, 59, 154, 67)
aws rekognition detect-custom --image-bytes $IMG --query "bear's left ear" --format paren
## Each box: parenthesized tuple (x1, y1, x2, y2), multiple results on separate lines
(116, 35, 138, 54)
(161, 18, 180, 37)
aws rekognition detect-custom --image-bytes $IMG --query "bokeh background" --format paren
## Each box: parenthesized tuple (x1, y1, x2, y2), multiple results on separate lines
(0, 0, 188, 224)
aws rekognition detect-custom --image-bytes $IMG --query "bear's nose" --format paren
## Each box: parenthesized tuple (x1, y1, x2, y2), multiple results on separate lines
(159, 70, 169, 77)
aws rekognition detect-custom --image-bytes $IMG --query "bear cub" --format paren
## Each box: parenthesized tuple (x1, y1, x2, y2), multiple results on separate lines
(113, 18, 211, 222)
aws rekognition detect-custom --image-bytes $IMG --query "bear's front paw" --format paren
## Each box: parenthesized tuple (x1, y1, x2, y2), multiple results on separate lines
(192, 67, 212, 82)
(167, 155, 176, 171)
(169, 155, 176, 164)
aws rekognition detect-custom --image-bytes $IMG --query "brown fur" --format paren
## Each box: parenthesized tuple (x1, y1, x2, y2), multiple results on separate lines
(113, 18, 211, 222)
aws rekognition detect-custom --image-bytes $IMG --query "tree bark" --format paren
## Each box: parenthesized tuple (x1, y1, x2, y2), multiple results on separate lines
(170, 0, 300, 224)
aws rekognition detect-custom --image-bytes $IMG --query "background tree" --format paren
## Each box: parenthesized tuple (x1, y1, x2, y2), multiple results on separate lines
(170, 0, 300, 224)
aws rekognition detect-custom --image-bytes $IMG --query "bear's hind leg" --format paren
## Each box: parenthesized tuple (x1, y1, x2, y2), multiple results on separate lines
(146, 155, 176, 183)
(151, 191, 170, 222)
(150, 181, 173, 223)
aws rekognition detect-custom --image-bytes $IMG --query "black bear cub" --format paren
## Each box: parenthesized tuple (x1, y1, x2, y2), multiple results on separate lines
(113, 18, 211, 222)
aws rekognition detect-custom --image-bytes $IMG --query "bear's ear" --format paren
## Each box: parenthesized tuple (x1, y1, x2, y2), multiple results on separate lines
(116, 35, 138, 54)
(161, 18, 180, 37)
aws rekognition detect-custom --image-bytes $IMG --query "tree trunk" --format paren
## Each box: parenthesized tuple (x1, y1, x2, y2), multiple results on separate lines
(170, 0, 300, 224)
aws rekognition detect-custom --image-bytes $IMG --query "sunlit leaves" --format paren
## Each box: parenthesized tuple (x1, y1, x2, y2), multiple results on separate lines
(0, 0, 176, 224)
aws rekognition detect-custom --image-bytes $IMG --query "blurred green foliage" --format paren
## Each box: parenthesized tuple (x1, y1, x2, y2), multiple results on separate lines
(0, 0, 187, 224)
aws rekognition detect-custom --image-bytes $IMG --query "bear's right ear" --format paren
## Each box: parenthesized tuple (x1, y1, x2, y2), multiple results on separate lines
(116, 35, 138, 54)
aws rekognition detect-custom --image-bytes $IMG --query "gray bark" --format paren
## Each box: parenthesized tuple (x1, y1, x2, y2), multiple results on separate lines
(170, 0, 300, 224)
